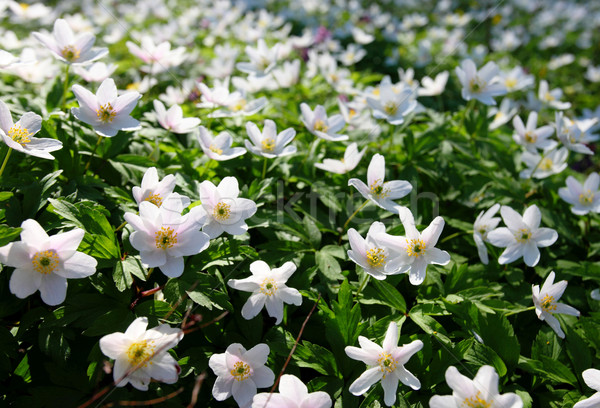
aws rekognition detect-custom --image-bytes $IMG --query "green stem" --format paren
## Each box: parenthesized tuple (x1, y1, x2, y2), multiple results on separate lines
(343, 199, 371, 232)
(504, 305, 536, 317)
(300, 138, 320, 167)
(0, 148, 13, 178)
(199, 159, 213, 178)
(262, 156, 268, 178)
(61, 64, 70, 111)
(114, 221, 127, 233)
(354, 273, 371, 302)
(84, 135, 104, 173)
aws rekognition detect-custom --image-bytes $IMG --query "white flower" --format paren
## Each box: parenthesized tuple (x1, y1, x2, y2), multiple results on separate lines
(227, 260, 302, 324)
(473, 203, 501, 265)
(99, 317, 183, 391)
(519, 147, 568, 179)
(366, 81, 417, 125)
(197, 79, 240, 108)
(499, 66, 535, 93)
(153, 100, 200, 134)
(300, 103, 348, 142)
(538, 80, 571, 110)
(71, 78, 142, 137)
(209, 343, 275, 408)
(429, 365, 523, 408)
(73, 62, 117, 82)
(345, 321, 422, 407)
(558, 173, 600, 215)
(32, 19, 108, 65)
(455, 59, 507, 105)
(347, 222, 403, 280)
(236, 39, 280, 77)
(487, 205, 558, 267)
(351, 27, 375, 44)
(196, 126, 246, 161)
(592, 289, 600, 301)
(555, 112, 597, 155)
(348, 154, 412, 214)
(585, 66, 600, 83)
(0, 219, 97, 306)
(338, 43, 366, 66)
(374, 207, 450, 285)
(512, 111, 557, 153)
(197, 177, 257, 239)
(209, 91, 268, 119)
(315, 142, 366, 174)
(252, 374, 332, 408)
(417, 71, 449, 97)
(126, 36, 186, 74)
(532, 271, 580, 339)
(271, 59, 301, 88)
(488, 98, 518, 130)
(124, 195, 210, 277)
(245, 120, 296, 158)
(574, 369, 600, 408)
(0, 100, 62, 159)
(132, 167, 176, 207)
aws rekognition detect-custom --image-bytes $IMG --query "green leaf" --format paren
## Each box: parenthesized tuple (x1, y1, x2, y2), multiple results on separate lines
(370, 279, 406, 313)
(82, 308, 133, 336)
(303, 214, 322, 247)
(293, 340, 340, 376)
(0, 224, 21, 247)
(316, 251, 344, 281)
(462, 339, 507, 376)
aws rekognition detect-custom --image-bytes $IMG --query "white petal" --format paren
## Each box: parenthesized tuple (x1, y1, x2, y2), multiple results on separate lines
(348, 367, 383, 396)
(39, 273, 68, 306)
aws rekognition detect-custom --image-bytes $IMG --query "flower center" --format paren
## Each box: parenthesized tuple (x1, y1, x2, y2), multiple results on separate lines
(313, 119, 328, 133)
(515, 228, 531, 243)
(209, 144, 223, 155)
(369, 179, 389, 198)
(477, 225, 488, 239)
(540, 294, 557, 313)
(8, 125, 31, 145)
(366, 247, 386, 268)
(261, 138, 276, 152)
(406, 238, 427, 257)
(32, 250, 60, 274)
(260, 278, 278, 296)
(213, 202, 231, 221)
(20, 3, 29, 10)
(230, 361, 252, 381)
(61, 45, 81, 62)
(539, 158, 553, 171)
(143, 192, 163, 207)
(155, 226, 178, 250)
(377, 352, 397, 378)
(544, 92, 555, 102)
(524, 131, 537, 144)
(127, 340, 156, 367)
(469, 76, 484, 93)
(579, 190, 594, 205)
(231, 99, 247, 112)
(384, 101, 399, 116)
(505, 78, 517, 89)
(463, 392, 492, 408)
(96, 102, 116, 123)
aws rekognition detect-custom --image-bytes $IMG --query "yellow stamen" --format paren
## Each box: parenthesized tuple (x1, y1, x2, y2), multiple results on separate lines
(96, 102, 116, 123)
(579, 190, 594, 205)
(515, 228, 531, 243)
(406, 238, 427, 257)
(209, 144, 223, 155)
(377, 352, 397, 378)
(260, 278, 278, 296)
(231, 99, 246, 112)
(313, 120, 328, 133)
(143, 193, 163, 207)
(230, 361, 251, 381)
(154, 226, 178, 250)
(464, 392, 492, 408)
(32, 250, 60, 274)
(524, 131, 537, 144)
(504, 78, 517, 89)
(384, 102, 398, 116)
(539, 158, 553, 171)
(469, 77, 484, 93)
(127, 340, 155, 367)
(544, 92, 555, 102)
(366, 247, 386, 268)
(261, 138, 276, 152)
(540, 294, 557, 312)
(61, 45, 80, 62)
(213, 202, 231, 221)
(8, 125, 31, 145)
(369, 179, 389, 198)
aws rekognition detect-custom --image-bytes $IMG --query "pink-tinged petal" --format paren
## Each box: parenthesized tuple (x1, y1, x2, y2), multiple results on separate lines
(159, 255, 184, 278)
(231, 377, 257, 407)
(345, 346, 379, 366)
(252, 365, 275, 388)
(302, 392, 332, 408)
(10, 268, 42, 299)
(114, 92, 142, 116)
(555, 303, 580, 317)
(58, 252, 97, 279)
(20, 219, 50, 250)
(382, 322, 398, 353)
(429, 395, 458, 408)
(241, 293, 266, 320)
(445, 366, 478, 399)
(583, 369, 600, 392)
(48, 228, 84, 258)
(381, 373, 400, 406)
(253, 393, 294, 408)
(99, 332, 130, 359)
(0, 242, 31, 268)
(500, 206, 526, 231)
(523, 205, 541, 230)
(422, 216, 445, 247)
(545, 313, 565, 339)
(493, 393, 523, 408)
(408, 258, 427, 285)
(39, 273, 67, 305)
(533, 228, 558, 247)
(208, 352, 228, 377)
(523, 242, 540, 267)
(97, 78, 118, 106)
(111, 116, 140, 132)
(367, 154, 386, 186)
(348, 367, 383, 396)
(278, 374, 308, 398)
(130, 232, 155, 254)
(212, 375, 234, 401)
(486, 228, 515, 248)
(124, 317, 148, 338)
